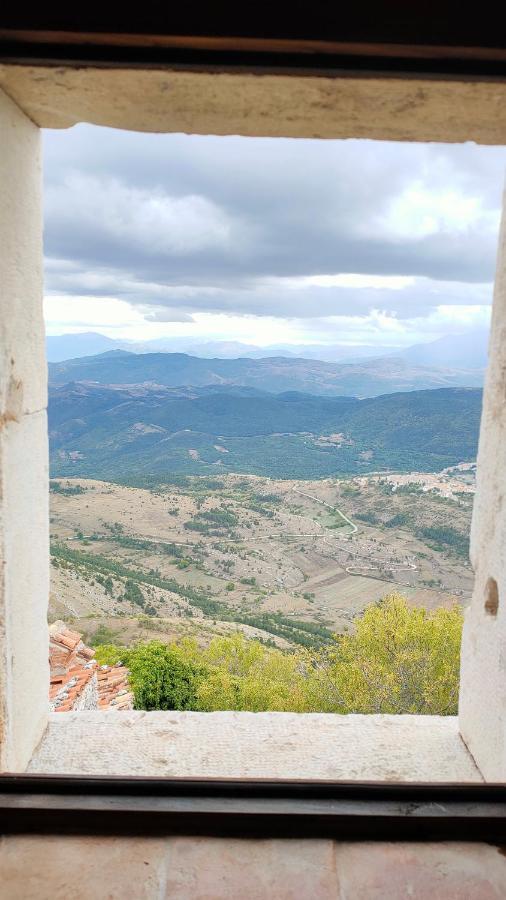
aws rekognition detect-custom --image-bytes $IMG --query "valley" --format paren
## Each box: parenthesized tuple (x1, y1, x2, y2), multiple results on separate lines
(48, 347, 479, 656)
(49, 468, 474, 652)
(49, 375, 482, 481)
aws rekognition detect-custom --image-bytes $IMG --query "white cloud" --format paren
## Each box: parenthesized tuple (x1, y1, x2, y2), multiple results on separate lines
(284, 274, 415, 290)
(42, 127, 505, 347)
(380, 185, 493, 239)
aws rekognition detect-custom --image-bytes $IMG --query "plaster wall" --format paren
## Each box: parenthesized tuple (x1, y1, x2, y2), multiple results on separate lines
(459, 194, 506, 780)
(0, 88, 49, 771)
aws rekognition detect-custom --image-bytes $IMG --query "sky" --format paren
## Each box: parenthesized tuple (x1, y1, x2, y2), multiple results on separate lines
(42, 126, 505, 350)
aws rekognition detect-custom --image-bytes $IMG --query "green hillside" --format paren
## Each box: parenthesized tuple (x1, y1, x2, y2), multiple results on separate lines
(48, 350, 484, 398)
(49, 383, 482, 482)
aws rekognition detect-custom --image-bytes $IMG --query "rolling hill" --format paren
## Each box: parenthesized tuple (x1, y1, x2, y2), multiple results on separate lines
(48, 349, 484, 398)
(49, 382, 482, 482)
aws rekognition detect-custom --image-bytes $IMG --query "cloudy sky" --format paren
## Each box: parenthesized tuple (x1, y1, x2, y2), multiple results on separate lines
(42, 126, 505, 349)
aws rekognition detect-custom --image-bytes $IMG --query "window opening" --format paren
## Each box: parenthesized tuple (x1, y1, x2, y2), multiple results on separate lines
(43, 126, 501, 727)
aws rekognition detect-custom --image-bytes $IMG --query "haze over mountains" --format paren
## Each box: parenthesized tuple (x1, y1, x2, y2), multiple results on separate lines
(47, 334, 485, 482)
(49, 347, 484, 399)
(46, 329, 489, 371)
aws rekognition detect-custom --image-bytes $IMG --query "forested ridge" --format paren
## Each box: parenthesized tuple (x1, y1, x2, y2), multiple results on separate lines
(49, 385, 482, 481)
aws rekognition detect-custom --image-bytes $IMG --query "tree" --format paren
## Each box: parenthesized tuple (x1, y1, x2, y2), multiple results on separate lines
(196, 633, 308, 712)
(93, 642, 129, 666)
(127, 641, 204, 711)
(305, 594, 463, 715)
(93, 596, 464, 716)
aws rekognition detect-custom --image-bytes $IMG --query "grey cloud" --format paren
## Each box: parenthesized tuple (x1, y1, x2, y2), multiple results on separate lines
(42, 127, 505, 320)
(45, 262, 492, 321)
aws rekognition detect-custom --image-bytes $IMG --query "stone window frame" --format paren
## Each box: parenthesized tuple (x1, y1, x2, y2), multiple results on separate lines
(0, 30, 506, 782)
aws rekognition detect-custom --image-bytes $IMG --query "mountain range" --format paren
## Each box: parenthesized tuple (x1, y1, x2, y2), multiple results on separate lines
(48, 349, 484, 399)
(46, 329, 490, 370)
(49, 381, 482, 482)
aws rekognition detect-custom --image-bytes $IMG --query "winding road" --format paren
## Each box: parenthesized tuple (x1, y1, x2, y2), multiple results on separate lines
(291, 486, 358, 535)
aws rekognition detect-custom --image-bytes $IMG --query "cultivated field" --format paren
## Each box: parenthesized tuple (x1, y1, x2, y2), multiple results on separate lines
(49, 469, 474, 649)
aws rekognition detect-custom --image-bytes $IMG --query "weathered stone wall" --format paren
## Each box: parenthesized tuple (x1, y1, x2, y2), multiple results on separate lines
(1, 65, 506, 144)
(459, 192, 506, 781)
(28, 711, 481, 781)
(0, 88, 49, 772)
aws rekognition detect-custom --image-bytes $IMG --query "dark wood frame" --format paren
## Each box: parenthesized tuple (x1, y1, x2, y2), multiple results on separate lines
(1, 775, 506, 840)
(1, 5, 506, 79)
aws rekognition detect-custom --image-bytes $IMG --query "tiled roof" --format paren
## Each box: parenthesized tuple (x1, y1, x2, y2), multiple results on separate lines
(97, 665, 134, 710)
(49, 621, 133, 712)
(51, 664, 96, 712)
(51, 629, 82, 651)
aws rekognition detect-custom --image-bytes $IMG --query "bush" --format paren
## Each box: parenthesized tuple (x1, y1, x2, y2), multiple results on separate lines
(93, 643, 130, 666)
(127, 641, 204, 711)
(93, 597, 464, 716)
(306, 594, 463, 715)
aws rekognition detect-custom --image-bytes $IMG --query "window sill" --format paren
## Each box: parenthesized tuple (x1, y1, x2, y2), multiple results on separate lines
(27, 711, 482, 781)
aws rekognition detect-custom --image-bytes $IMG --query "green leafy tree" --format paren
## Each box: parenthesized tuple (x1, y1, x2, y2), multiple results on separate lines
(196, 633, 308, 712)
(93, 596, 463, 716)
(93, 643, 130, 667)
(127, 641, 203, 711)
(305, 594, 463, 715)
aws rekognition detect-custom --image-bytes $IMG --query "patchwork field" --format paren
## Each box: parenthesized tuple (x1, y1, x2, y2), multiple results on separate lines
(49, 468, 474, 650)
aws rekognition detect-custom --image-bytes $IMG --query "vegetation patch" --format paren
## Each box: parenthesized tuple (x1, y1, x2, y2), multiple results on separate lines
(94, 596, 463, 715)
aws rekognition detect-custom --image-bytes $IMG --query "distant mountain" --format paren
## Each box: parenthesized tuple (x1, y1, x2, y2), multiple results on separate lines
(46, 330, 490, 367)
(46, 332, 125, 362)
(48, 350, 484, 399)
(45, 332, 394, 363)
(49, 383, 482, 481)
(167, 341, 388, 361)
(400, 330, 490, 369)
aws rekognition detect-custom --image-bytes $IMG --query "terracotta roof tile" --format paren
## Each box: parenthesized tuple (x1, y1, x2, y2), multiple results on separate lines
(48, 624, 133, 712)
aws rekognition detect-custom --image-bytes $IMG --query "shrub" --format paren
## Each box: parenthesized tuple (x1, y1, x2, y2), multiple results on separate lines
(305, 594, 463, 715)
(93, 643, 130, 666)
(127, 641, 203, 711)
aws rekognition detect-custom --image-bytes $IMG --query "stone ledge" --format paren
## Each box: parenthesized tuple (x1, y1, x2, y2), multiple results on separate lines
(3, 66, 506, 145)
(27, 711, 482, 781)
